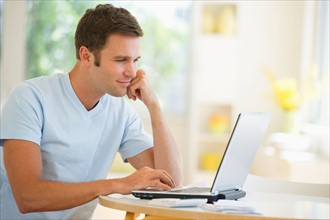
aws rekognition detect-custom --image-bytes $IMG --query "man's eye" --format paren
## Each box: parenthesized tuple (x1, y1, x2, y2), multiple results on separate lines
(116, 59, 125, 62)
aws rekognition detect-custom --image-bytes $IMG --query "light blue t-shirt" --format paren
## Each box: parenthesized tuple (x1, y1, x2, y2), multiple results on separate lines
(0, 73, 153, 219)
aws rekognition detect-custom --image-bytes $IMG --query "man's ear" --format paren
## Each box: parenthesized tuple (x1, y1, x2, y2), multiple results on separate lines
(79, 46, 94, 66)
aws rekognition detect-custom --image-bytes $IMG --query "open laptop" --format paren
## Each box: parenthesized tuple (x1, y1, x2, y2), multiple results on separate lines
(132, 112, 271, 202)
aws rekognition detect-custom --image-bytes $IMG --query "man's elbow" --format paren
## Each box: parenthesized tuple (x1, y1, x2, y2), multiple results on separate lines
(14, 191, 40, 214)
(18, 204, 30, 214)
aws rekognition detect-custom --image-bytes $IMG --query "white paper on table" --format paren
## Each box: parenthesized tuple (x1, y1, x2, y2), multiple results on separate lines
(148, 198, 208, 208)
(200, 200, 261, 215)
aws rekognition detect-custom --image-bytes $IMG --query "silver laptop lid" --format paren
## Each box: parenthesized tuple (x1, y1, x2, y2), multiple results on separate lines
(210, 112, 271, 193)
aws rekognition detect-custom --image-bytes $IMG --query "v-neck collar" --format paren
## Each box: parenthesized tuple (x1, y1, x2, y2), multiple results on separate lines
(62, 73, 103, 119)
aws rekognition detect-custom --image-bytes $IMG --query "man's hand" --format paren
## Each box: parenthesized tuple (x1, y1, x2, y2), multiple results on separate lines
(127, 69, 159, 107)
(126, 69, 183, 187)
(113, 167, 176, 194)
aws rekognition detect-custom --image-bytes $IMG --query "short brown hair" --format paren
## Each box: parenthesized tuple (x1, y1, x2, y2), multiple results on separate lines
(75, 4, 143, 66)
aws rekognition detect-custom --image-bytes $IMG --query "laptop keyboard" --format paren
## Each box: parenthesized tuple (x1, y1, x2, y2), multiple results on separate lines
(169, 187, 211, 193)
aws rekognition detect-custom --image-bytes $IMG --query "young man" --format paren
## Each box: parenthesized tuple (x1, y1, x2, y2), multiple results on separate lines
(0, 4, 182, 219)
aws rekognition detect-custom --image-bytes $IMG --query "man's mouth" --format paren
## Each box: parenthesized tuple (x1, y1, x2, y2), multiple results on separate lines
(117, 80, 131, 87)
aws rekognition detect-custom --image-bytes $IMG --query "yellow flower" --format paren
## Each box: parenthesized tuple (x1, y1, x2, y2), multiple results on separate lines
(261, 64, 327, 112)
(273, 77, 301, 111)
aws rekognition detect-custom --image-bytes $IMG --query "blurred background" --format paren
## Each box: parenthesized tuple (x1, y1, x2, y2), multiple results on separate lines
(1, 0, 329, 187)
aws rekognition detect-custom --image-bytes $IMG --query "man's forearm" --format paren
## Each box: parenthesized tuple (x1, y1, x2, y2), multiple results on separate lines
(147, 103, 183, 186)
(9, 178, 117, 213)
(11, 168, 178, 213)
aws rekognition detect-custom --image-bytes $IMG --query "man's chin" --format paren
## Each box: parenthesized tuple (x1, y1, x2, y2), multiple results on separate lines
(107, 90, 127, 98)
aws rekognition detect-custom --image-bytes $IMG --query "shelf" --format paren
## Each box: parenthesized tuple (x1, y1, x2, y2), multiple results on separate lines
(193, 103, 234, 174)
(201, 3, 237, 36)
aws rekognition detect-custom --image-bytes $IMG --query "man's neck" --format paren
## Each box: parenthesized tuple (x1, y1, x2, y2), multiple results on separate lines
(68, 62, 103, 111)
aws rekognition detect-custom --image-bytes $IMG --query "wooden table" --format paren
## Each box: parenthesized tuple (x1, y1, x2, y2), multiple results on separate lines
(99, 192, 330, 220)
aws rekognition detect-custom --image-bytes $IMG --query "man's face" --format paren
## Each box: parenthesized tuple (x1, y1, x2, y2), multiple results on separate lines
(89, 34, 141, 97)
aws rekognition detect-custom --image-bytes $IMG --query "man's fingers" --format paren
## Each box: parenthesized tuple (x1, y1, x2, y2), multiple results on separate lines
(154, 181, 172, 191)
(138, 167, 175, 190)
(128, 73, 145, 100)
(127, 84, 139, 100)
(127, 88, 136, 100)
(130, 69, 145, 85)
(158, 170, 175, 188)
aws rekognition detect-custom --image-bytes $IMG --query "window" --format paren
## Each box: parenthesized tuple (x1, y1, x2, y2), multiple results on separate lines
(0, 1, 3, 62)
(25, 1, 93, 79)
(305, 0, 329, 125)
(315, 0, 329, 125)
(0, 1, 3, 73)
(25, 1, 191, 114)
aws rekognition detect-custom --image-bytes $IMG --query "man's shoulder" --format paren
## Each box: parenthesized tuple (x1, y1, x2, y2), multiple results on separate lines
(18, 73, 65, 92)
(7, 74, 66, 104)
(25, 73, 65, 86)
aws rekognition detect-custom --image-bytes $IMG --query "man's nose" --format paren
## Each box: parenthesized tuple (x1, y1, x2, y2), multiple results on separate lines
(124, 62, 137, 78)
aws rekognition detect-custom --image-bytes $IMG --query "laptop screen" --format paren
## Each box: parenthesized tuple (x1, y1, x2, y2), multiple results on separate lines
(210, 112, 271, 193)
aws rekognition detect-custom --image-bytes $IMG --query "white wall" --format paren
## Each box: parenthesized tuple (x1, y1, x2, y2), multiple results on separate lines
(236, 1, 305, 131)
(185, 1, 313, 183)
(189, 1, 305, 121)
(1, 0, 27, 107)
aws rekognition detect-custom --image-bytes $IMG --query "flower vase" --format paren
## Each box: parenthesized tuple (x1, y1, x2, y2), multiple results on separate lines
(283, 110, 301, 134)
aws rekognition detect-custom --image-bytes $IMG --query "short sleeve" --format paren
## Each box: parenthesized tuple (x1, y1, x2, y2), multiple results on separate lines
(118, 105, 153, 161)
(0, 83, 44, 146)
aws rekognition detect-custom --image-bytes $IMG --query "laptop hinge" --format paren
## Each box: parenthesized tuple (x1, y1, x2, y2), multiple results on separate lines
(212, 185, 242, 194)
